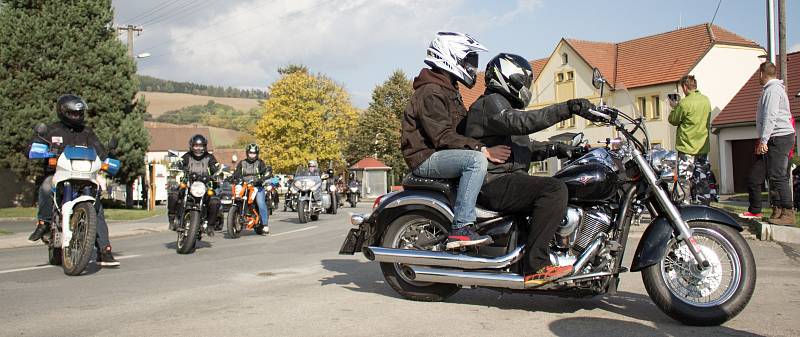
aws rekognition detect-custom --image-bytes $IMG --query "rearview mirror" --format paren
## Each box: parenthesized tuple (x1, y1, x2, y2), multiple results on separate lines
(33, 123, 48, 137)
(591, 68, 605, 90)
(167, 150, 181, 158)
(571, 133, 584, 147)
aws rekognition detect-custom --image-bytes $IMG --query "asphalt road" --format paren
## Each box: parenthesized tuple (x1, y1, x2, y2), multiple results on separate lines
(0, 205, 798, 337)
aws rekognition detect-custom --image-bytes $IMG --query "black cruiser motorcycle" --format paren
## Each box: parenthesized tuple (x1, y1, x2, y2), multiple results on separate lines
(340, 68, 755, 326)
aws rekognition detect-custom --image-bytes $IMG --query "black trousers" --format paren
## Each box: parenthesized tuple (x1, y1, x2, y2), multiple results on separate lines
(168, 190, 221, 228)
(747, 134, 796, 211)
(746, 154, 767, 214)
(478, 173, 568, 273)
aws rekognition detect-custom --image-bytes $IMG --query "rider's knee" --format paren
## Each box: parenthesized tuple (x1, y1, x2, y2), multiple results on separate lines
(467, 151, 488, 171)
(39, 176, 53, 195)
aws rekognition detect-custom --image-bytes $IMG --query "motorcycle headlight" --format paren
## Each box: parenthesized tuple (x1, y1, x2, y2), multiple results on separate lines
(349, 187, 358, 192)
(290, 186, 298, 193)
(234, 184, 243, 196)
(190, 181, 208, 198)
(329, 185, 337, 192)
(293, 180, 303, 189)
(649, 149, 677, 181)
(71, 160, 93, 172)
(266, 185, 273, 191)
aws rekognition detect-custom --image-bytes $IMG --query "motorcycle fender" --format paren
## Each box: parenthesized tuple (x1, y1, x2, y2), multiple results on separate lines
(60, 195, 96, 249)
(630, 205, 742, 272)
(366, 190, 453, 246)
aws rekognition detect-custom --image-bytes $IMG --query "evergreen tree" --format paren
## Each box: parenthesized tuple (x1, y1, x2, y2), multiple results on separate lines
(0, 0, 149, 206)
(345, 70, 412, 181)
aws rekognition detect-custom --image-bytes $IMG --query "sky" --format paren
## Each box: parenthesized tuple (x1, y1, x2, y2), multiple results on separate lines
(112, 0, 800, 108)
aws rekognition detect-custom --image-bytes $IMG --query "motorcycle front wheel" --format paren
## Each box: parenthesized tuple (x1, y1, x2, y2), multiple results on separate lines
(298, 200, 309, 223)
(642, 221, 756, 326)
(226, 205, 242, 239)
(62, 201, 96, 276)
(379, 213, 458, 302)
(177, 210, 201, 254)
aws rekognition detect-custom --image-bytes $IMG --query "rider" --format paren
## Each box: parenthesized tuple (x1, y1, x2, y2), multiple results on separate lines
(167, 134, 223, 231)
(463, 53, 600, 286)
(401, 31, 511, 249)
(307, 160, 320, 175)
(231, 143, 272, 234)
(27, 94, 120, 267)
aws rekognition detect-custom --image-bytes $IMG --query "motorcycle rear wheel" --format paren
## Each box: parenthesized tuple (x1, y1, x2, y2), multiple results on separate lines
(177, 210, 201, 254)
(62, 201, 96, 276)
(226, 205, 242, 239)
(379, 213, 458, 302)
(48, 246, 63, 266)
(642, 221, 755, 326)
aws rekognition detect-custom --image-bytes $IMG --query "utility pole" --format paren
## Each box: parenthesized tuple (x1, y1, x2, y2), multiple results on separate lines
(778, 0, 787, 87)
(767, 0, 776, 63)
(116, 25, 143, 58)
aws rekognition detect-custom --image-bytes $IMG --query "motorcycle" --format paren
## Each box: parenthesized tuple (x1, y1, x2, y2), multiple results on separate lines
(339, 68, 755, 326)
(346, 180, 361, 208)
(292, 166, 332, 223)
(324, 171, 338, 215)
(175, 165, 224, 254)
(28, 124, 120, 276)
(284, 181, 298, 212)
(265, 177, 281, 213)
(226, 178, 268, 238)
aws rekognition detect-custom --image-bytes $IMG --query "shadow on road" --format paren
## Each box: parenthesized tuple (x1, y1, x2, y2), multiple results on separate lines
(163, 239, 212, 251)
(318, 258, 761, 331)
(548, 317, 763, 337)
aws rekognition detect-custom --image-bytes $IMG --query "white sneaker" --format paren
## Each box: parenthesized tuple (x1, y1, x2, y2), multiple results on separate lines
(264, 226, 270, 234)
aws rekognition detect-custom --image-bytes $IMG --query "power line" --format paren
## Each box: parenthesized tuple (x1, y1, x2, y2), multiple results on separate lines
(148, 0, 333, 59)
(137, 0, 202, 27)
(138, 0, 276, 52)
(120, 0, 184, 25)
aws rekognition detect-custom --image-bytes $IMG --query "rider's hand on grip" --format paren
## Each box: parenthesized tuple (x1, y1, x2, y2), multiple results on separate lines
(568, 98, 602, 122)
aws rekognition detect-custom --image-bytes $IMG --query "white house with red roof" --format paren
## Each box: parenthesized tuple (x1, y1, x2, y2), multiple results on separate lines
(349, 157, 391, 198)
(711, 51, 800, 194)
(460, 23, 765, 177)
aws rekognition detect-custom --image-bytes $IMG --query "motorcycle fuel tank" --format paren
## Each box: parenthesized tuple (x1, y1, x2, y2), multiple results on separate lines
(554, 162, 618, 203)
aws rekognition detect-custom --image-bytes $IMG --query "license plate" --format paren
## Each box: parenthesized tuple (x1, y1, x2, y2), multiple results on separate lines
(339, 228, 363, 255)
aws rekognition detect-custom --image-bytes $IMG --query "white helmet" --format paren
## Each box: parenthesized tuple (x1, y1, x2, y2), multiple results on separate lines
(424, 31, 488, 88)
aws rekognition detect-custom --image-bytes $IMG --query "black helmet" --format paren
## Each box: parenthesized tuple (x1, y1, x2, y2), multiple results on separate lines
(57, 94, 87, 129)
(485, 53, 533, 109)
(245, 143, 259, 161)
(348, 172, 355, 180)
(189, 134, 207, 157)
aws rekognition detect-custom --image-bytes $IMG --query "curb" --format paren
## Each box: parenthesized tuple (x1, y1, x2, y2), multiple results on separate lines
(0, 223, 170, 250)
(752, 220, 800, 244)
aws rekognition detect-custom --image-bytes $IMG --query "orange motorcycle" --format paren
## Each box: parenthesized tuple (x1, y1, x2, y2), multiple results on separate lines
(226, 179, 267, 238)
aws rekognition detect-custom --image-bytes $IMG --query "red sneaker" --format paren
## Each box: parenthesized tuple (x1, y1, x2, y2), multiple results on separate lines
(738, 211, 762, 219)
(524, 265, 574, 287)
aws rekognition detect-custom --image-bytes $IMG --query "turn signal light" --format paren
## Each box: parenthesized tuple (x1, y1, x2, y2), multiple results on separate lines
(179, 182, 187, 189)
(48, 158, 57, 167)
(207, 190, 215, 196)
(101, 163, 109, 171)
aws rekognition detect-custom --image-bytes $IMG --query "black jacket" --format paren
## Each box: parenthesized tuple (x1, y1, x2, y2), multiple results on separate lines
(179, 152, 219, 178)
(30, 122, 107, 174)
(401, 68, 484, 169)
(464, 93, 574, 178)
(232, 159, 271, 184)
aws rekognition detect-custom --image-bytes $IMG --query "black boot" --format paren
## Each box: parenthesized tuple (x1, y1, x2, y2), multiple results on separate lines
(97, 246, 120, 267)
(168, 214, 176, 231)
(27, 221, 49, 242)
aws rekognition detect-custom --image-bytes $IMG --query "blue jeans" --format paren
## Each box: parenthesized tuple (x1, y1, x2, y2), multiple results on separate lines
(255, 188, 269, 226)
(413, 150, 487, 228)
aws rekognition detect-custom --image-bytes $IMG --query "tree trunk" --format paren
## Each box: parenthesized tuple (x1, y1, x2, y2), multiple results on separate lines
(125, 181, 134, 209)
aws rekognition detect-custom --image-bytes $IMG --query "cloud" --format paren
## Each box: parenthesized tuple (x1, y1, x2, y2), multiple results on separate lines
(791, 43, 800, 53)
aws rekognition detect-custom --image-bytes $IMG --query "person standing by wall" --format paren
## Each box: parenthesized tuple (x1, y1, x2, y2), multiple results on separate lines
(754, 61, 795, 225)
(668, 75, 712, 205)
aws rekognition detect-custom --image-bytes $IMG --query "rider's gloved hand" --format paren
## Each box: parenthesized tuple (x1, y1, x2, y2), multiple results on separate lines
(567, 98, 601, 122)
(552, 143, 584, 159)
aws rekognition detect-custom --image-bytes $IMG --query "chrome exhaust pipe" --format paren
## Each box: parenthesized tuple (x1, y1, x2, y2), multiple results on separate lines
(408, 266, 526, 289)
(365, 245, 524, 270)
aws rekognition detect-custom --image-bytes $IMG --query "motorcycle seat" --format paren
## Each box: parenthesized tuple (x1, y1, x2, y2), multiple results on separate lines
(401, 174, 456, 201)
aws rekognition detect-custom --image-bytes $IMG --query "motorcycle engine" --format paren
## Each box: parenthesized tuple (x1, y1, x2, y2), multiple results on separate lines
(556, 205, 613, 253)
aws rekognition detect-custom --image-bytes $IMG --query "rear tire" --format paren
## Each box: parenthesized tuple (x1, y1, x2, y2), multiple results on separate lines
(62, 201, 96, 276)
(298, 201, 309, 223)
(177, 210, 201, 254)
(226, 205, 242, 239)
(379, 213, 459, 302)
(310, 213, 319, 221)
(642, 221, 756, 326)
(48, 246, 62, 266)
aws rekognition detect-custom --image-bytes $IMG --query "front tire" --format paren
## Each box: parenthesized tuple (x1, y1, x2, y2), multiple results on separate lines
(379, 213, 459, 302)
(226, 205, 242, 239)
(329, 193, 338, 214)
(62, 201, 96, 276)
(642, 221, 756, 326)
(298, 200, 309, 223)
(177, 210, 201, 254)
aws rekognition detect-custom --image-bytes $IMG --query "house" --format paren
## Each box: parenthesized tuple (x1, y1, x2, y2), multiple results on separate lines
(460, 23, 765, 178)
(711, 51, 800, 193)
(349, 157, 391, 198)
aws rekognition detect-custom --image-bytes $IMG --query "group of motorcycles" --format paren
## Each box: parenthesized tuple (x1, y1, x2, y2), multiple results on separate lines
(287, 168, 362, 224)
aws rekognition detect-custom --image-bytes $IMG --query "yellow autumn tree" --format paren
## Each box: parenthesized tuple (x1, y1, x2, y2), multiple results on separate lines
(255, 68, 357, 173)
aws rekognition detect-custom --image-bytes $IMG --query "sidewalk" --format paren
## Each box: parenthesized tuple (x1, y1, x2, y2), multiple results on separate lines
(0, 216, 169, 250)
(715, 194, 800, 244)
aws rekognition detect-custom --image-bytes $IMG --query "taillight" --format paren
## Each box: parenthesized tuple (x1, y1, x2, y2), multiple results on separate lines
(373, 193, 386, 209)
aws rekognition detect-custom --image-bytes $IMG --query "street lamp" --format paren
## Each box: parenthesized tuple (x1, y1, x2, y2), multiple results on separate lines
(136, 53, 151, 59)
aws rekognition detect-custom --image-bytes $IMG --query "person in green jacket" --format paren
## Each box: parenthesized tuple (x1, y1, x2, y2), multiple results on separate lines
(668, 75, 712, 205)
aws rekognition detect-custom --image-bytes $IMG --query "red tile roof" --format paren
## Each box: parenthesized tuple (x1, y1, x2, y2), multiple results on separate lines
(712, 52, 800, 127)
(564, 39, 617, 86)
(350, 157, 390, 170)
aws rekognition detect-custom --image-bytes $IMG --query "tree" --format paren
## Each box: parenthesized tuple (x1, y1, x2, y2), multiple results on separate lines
(277, 64, 309, 76)
(0, 0, 149, 206)
(345, 70, 413, 181)
(255, 69, 357, 173)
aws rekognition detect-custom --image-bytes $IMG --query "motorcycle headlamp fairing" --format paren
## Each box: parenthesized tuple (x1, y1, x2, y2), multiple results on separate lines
(190, 181, 208, 198)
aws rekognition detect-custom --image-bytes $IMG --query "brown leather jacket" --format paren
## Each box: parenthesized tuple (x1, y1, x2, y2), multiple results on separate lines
(401, 68, 483, 169)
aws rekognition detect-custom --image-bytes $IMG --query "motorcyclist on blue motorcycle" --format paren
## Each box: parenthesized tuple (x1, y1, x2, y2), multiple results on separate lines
(463, 53, 598, 286)
(27, 94, 120, 267)
(231, 143, 272, 234)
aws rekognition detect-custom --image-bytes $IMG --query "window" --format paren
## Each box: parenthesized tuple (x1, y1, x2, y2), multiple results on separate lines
(562, 53, 568, 65)
(651, 141, 663, 149)
(532, 160, 549, 173)
(567, 71, 574, 81)
(559, 116, 576, 129)
(651, 95, 661, 119)
(638, 97, 647, 117)
(557, 73, 565, 82)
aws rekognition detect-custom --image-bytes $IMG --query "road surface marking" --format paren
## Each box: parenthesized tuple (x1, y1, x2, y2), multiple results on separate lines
(0, 254, 142, 274)
(116, 254, 141, 260)
(272, 226, 318, 237)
